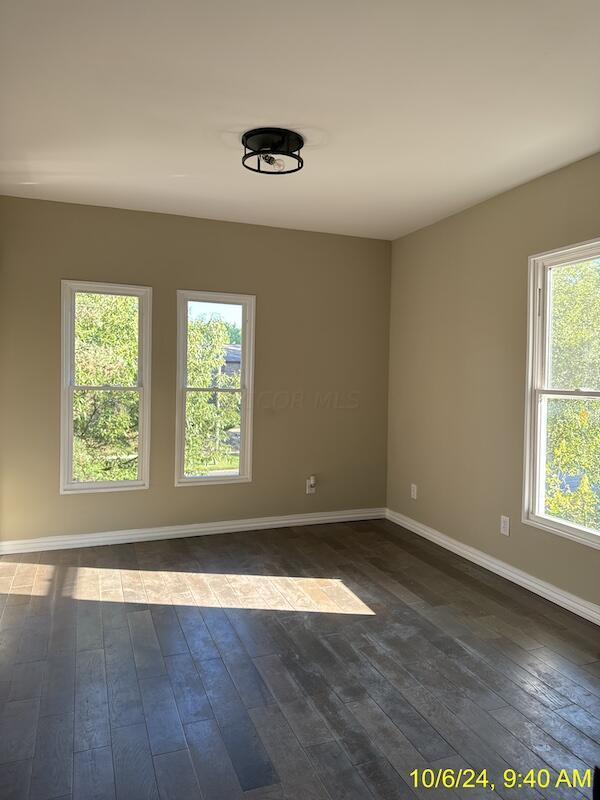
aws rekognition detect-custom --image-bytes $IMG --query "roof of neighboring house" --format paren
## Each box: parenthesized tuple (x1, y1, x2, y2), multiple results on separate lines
(224, 344, 241, 363)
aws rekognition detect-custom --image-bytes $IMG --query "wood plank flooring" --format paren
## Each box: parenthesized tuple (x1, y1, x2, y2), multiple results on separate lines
(0, 519, 599, 799)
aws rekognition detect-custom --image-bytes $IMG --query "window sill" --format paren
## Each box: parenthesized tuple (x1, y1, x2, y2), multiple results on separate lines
(175, 475, 251, 488)
(61, 480, 149, 495)
(522, 512, 600, 550)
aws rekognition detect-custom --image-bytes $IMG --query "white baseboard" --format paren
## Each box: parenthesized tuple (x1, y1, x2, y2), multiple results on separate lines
(0, 507, 386, 556)
(2, 504, 597, 626)
(385, 508, 600, 627)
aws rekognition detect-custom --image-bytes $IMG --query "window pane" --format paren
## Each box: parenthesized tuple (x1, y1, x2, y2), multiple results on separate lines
(549, 258, 600, 390)
(187, 301, 242, 389)
(74, 292, 139, 386)
(543, 397, 600, 532)
(184, 391, 241, 477)
(72, 390, 140, 482)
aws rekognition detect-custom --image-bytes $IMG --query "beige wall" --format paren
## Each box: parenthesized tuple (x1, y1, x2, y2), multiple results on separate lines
(0, 196, 390, 541)
(388, 152, 600, 605)
(2, 154, 599, 606)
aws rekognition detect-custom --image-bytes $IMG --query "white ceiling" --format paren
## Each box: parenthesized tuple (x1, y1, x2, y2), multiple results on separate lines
(1, 0, 599, 240)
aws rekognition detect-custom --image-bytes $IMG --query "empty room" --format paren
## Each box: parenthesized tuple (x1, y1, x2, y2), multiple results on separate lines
(1, 1, 599, 798)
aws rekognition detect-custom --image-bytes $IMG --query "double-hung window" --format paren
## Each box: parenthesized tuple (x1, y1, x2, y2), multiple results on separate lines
(175, 290, 255, 485)
(524, 238, 600, 548)
(61, 281, 152, 493)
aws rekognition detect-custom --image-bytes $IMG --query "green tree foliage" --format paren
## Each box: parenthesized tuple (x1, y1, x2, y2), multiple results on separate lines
(545, 259, 600, 529)
(550, 260, 600, 390)
(74, 292, 139, 385)
(224, 321, 241, 345)
(73, 295, 243, 481)
(73, 293, 140, 481)
(184, 313, 241, 476)
(73, 390, 140, 481)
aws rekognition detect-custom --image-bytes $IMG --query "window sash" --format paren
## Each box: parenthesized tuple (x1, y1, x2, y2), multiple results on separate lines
(183, 387, 242, 393)
(523, 239, 600, 549)
(60, 281, 152, 494)
(535, 389, 600, 402)
(175, 290, 255, 486)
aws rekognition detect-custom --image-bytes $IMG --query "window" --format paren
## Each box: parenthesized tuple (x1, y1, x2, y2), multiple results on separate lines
(176, 290, 255, 485)
(524, 238, 600, 548)
(61, 281, 152, 493)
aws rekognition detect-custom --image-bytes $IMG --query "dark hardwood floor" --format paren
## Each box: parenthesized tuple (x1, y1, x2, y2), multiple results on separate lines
(0, 519, 599, 799)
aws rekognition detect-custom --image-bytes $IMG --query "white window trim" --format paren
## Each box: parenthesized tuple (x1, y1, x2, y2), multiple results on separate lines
(60, 280, 152, 494)
(175, 289, 255, 487)
(523, 236, 600, 550)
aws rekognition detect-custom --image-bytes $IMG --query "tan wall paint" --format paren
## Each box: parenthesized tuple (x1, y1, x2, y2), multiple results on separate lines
(2, 154, 599, 606)
(388, 152, 600, 605)
(0, 196, 390, 541)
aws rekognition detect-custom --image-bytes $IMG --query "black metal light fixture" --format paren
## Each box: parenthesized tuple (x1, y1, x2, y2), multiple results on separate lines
(241, 127, 304, 174)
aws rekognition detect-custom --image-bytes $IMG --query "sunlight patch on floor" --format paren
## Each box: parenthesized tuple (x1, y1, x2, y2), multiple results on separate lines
(1, 563, 375, 615)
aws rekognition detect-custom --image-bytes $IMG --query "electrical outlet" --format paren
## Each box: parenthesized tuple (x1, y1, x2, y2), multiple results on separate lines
(306, 475, 317, 495)
(500, 515, 510, 536)
(410, 483, 418, 500)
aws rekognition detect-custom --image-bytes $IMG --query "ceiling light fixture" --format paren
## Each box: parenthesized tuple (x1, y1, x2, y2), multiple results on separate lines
(241, 127, 304, 175)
